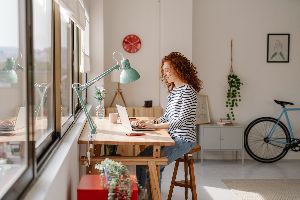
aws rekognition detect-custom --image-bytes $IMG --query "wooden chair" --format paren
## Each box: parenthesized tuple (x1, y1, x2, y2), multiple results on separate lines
(167, 144, 201, 200)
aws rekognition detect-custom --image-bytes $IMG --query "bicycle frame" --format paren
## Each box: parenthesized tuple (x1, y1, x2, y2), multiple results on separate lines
(268, 106, 300, 145)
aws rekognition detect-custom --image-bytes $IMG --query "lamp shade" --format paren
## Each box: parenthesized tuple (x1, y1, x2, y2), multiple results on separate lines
(119, 59, 140, 84)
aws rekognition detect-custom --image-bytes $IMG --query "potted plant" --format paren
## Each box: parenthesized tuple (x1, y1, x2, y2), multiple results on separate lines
(95, 158, 133, 200)
(94, 86, 106, 118)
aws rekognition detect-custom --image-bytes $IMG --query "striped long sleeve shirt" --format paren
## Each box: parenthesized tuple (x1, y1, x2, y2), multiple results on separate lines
(160, 84, 197, 142)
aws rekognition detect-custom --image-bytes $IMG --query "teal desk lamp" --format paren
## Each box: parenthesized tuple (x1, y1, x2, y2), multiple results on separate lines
(0, 57, 22, 84)
(72, 51, 140, 140)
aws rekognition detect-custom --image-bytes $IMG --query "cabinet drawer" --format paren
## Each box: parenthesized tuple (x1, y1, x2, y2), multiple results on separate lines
(220, 128, 243, 149)
(203, 128, 220, 149)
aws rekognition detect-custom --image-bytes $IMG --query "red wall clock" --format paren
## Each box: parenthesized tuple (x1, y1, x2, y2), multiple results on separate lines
(122, 34, 142, 53)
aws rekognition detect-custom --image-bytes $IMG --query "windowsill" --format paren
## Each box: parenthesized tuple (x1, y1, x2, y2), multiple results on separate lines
(23, 105, 91, 200)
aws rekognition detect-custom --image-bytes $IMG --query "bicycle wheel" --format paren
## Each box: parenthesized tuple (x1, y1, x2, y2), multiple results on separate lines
(244, 117, 290, 163)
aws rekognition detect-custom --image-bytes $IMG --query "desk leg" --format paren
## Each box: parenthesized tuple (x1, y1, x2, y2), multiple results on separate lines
(157, 165, 160, 182)
(94, 144, 102, 156)
(153, 146, 161, 182)
(153, 146, 160, 158)
(148, 161, 162, 200)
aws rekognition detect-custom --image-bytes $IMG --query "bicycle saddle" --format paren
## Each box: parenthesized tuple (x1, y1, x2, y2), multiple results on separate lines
(274, 100, 294, 108)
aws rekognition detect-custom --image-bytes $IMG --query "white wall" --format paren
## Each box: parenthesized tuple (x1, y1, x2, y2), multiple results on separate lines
(159, 0, 193, 108)
(103, 0, 161, 108)
(87, 0, 104, 115)
(193, 0, 300, 159)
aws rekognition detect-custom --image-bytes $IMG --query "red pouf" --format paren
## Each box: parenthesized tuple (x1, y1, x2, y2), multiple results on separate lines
(77, 175, 138, 200)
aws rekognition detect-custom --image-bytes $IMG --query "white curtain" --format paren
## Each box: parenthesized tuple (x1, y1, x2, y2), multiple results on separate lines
(55, 0, 86, 30)
(55, 0, 90, 72)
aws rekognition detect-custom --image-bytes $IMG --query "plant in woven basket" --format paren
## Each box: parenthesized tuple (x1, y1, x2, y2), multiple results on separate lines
(95, 158, 132, 200)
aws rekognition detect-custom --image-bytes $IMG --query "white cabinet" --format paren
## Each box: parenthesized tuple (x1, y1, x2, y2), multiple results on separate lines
(199, 124, 244, 164)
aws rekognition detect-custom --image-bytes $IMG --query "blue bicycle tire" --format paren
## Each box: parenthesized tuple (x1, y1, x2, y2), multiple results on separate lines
(244, 117, 290, 163)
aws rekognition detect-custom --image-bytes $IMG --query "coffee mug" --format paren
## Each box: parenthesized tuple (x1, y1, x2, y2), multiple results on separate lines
(109, 113, 118, 124)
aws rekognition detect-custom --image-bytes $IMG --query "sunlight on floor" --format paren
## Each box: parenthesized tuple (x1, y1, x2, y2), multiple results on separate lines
(231, 189, 264, 200)
(203, 186, 236, 199)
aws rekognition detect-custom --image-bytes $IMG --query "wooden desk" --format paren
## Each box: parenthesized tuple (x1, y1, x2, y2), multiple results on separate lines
(0, 117, 52, 143)
(78, 117, 175, 200)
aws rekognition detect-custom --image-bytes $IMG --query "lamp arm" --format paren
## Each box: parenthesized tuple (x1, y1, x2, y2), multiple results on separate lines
(72, 64, 120, 136)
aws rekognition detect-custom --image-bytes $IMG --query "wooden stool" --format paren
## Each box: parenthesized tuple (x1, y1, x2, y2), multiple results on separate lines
(167, 144, 201, 200)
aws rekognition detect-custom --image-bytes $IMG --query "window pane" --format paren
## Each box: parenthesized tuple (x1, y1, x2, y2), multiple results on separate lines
(73, 27, 80, 113)
(33, 0, 54, 147)
(79, 30, 87, 102)
(60, 12, 72, 125)
(0, 0, 28, 197)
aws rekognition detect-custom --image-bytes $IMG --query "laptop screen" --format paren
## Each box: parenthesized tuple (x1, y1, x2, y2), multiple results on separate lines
(116, 104, 133, 131)
(15, 107, 26, 130)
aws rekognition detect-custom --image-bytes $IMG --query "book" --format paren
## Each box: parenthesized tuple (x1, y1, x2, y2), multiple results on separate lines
(217, 121, 233, 126)
(217, 118, 233, 126)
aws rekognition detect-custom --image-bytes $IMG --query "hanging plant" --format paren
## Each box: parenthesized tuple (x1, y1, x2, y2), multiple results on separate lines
(226, 40, 243, 121)
(226, 73, 242, 120)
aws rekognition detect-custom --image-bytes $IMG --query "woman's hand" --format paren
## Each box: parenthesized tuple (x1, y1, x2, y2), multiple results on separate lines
(136, 120, 157, 129)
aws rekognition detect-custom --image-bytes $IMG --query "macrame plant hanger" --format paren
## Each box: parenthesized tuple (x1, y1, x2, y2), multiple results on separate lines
(230, 39, 234, 74)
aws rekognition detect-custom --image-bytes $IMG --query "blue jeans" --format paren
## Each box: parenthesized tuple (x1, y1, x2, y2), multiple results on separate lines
(136, 137, 196, 197)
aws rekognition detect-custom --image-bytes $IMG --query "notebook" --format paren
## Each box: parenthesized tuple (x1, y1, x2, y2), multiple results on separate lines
(0, 107, 26, 132)
(116, 104, 156, 133)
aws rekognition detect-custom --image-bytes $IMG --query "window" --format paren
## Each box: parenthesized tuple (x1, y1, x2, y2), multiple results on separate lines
(33, 0, 55, 149)
(73, 27, 81, 114)
(0, 0, 87, 198)
(60, 10, 73, 127)
(0, 0, 33, 199)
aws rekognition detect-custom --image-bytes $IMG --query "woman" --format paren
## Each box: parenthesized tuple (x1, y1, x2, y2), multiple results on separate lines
(136, 52, 202, 196)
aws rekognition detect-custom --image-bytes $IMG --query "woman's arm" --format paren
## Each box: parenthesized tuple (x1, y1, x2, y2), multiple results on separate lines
(152, 122, 169, 129)
(136, 119, 169, 129)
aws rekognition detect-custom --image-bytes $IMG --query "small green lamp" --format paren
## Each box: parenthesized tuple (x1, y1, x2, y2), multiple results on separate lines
(0, 58, 20, 84)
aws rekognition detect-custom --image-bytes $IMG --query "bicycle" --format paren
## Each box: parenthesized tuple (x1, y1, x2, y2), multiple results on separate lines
(244, 100, 300, 163)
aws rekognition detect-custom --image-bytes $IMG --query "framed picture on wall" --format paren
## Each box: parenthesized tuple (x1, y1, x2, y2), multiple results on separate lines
(195, 95, 211, 124)
(267, 33, 290, 63)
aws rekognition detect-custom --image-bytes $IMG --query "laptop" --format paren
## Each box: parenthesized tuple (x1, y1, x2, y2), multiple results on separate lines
(116, 104, 156, 133)
(0, 107, 26, 132)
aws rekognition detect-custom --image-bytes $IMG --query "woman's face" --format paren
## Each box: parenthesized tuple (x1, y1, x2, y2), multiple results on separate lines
(162, 61, 176, 83)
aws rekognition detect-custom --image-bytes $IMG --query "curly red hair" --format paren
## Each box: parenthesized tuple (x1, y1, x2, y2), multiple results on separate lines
(160, 52, 202, 93)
